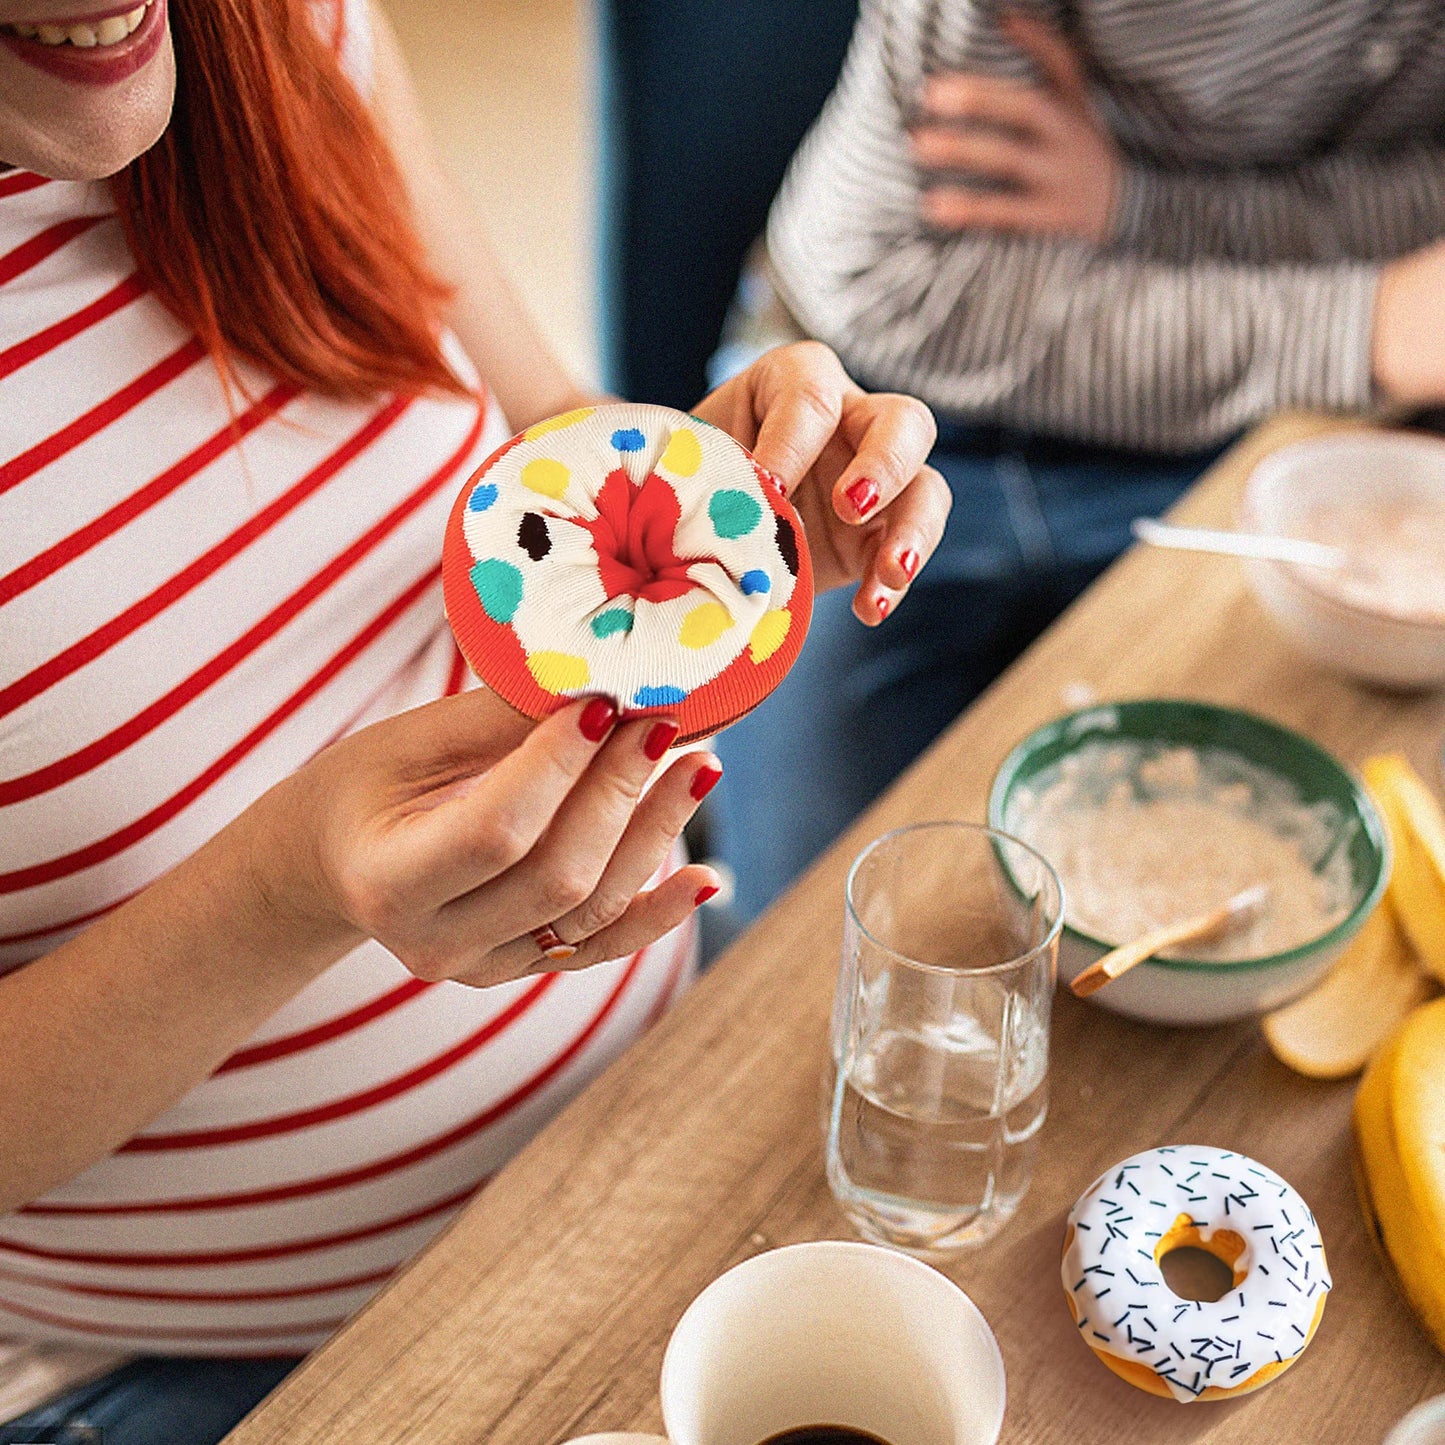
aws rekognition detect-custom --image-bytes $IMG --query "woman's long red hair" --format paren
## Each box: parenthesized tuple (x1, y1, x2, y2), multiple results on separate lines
(110, 0, 469, 402)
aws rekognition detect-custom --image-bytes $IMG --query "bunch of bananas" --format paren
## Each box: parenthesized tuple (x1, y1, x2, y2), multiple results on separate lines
(1356, 997, 1445, 1354)
(1264, 754, 1444, 1078)
(1349, 757, 1445, 1356)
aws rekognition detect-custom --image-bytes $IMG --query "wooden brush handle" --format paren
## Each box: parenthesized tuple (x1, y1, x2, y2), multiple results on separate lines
(1070, 902, 1242, 998)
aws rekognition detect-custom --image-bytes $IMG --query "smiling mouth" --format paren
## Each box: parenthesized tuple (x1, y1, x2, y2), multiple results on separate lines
(3, 1, 150, 47)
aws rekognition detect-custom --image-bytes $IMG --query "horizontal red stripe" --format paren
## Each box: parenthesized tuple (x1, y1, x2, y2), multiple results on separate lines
(127, 971, 560, 1151)
(0, 1183, 475, 1268)
(0, 394, 451, 806)
(215, 978, 436, 1074)
(0, 171, 50, 200)
(0, 1260, 398, 1305)
(0, 271, 147, 382)
(0, 1291, 346, 1342)
(0, 336, 207, 498)
(0, 380, 298, 612)
(0, 563, 440, 896)
(0, 393, 409, 718)
(26, 948, 643, 1215)
(0, 621, 474, 943)
(0, 214, 99, 286)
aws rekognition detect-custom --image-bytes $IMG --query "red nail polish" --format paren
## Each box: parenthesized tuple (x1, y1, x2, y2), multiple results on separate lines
(694, 885, 720, 907)
(578, 696, 618, 742)
(644, 720, 680, 761)
(877, 597, 891, 619)
(845, 477, 880, 519)
(899, 548, 920, 581)
(690, 763, 723, 800)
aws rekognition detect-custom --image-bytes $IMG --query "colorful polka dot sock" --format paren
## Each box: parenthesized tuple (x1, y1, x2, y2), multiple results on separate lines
(442, 403, 813, 742)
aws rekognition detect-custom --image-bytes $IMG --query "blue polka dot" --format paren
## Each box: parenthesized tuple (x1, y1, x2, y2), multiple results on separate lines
(739, 569, 772, 596)
(633, 685, 687, 708)
(611, 428, 646, 452)
(467, 482, 498, 512)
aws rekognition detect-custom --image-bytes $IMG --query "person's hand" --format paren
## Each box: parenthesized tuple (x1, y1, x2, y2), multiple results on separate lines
(694, 342, 950, 625)
(910, 12, 1120, 244)
(1373, 241, 1445, 407)
(257, 688, 721, 990)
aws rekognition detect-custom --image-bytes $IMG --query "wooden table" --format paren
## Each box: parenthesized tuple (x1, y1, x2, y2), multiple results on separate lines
(226, 415, 1445, 1445)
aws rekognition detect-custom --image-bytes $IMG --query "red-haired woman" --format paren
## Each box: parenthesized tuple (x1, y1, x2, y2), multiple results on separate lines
(0, 0, 948, 1438)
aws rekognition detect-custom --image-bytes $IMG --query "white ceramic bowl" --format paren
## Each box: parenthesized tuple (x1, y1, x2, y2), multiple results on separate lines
(1242, 432, 1445, 689)
(988, 702, 1390, 1027)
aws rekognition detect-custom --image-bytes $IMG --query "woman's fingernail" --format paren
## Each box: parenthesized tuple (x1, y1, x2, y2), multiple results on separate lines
(899, 548, 920, 581)
(694, 885, 720, 907)
(644, 720, 680, 761)
(690, 763, 724, 800)
(877, 596, 891, 619)
(845, 477, 880, 519)
(579, 697, 618, 742)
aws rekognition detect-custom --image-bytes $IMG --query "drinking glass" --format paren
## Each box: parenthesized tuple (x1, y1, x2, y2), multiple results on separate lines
(826, 821, 1062, 1256)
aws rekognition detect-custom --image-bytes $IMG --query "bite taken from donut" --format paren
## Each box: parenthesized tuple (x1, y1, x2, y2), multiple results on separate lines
(442, 403, 813, 743)
(1062, 1146, 1330, 1402)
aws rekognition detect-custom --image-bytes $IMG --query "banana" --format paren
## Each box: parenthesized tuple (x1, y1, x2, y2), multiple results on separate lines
(1264, 897, 1430, 1078)
(1363, 756, 1445, 984)
(1354, 1000, 1445, 1355)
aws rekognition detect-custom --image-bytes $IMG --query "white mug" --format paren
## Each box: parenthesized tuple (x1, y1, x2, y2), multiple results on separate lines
(1386, 1396, 1445, 1444)
(568, 1240, 1006, 1445)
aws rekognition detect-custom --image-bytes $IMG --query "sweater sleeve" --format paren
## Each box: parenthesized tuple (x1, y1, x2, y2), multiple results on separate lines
(765, 0, 1384, 451)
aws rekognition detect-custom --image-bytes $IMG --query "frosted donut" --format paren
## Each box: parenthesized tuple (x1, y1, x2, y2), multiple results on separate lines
(1062, 1146, 1331, 1402)
(442, 403, 812, 743)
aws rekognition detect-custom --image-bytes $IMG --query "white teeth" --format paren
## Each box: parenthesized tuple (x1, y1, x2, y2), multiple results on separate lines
(9, 5, 150, 46)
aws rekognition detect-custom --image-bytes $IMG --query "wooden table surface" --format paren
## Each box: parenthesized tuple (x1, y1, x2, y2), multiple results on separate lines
(226, 414, 1445, 1445)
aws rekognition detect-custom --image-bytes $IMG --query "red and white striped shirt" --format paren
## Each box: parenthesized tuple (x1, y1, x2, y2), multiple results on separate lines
(0, 16, 695, 1376)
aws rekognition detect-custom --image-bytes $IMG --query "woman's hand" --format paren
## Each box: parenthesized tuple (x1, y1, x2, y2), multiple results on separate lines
(1373, 240, 1445, 407)
(694, 342, 950, 624)
(263, 688, 721, 990)
(910, 12, 1120, 244)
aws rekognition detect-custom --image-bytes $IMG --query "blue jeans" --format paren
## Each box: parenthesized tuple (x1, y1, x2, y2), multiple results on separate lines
(0, 1356, 299, 1445)
(710, 423, 1224, 921)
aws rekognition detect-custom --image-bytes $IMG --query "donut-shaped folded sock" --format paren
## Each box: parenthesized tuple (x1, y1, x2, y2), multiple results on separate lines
(442, 403, 813, 742)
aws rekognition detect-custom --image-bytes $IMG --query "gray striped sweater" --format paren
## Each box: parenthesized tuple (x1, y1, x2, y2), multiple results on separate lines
(766, 0, 1445, 449)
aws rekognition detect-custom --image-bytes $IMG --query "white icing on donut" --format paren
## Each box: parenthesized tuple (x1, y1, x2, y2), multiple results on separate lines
(1062, 1146, 1330, 1402)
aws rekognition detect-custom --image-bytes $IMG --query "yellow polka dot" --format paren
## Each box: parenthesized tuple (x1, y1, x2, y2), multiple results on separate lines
(523, 407, 596, 441)
(679, 601, 734, 650)
(749, 609, 791, 663)
(521, 458, 570, 499)
(659, 427, 703, 477)
(528, 650, 590, 694)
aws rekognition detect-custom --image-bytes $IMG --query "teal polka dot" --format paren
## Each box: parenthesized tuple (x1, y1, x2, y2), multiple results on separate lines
(709, 489, 762, 540)
(591, 607, 634, 639)
(470, 558, 523, 623)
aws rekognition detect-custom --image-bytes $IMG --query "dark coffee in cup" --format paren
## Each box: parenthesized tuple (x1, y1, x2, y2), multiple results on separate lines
(757, 1430, 896, 1445)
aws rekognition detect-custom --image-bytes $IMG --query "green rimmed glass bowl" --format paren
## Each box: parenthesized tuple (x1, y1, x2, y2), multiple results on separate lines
(987, 700, 1390, 1026)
